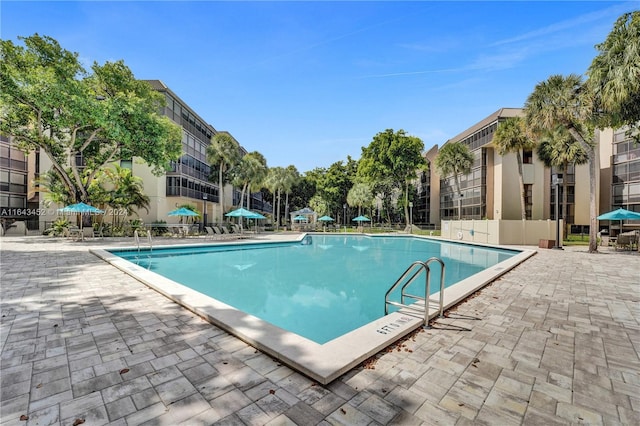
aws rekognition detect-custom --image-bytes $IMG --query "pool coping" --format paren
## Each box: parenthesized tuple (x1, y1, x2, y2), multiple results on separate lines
(90, 234, 535, 384)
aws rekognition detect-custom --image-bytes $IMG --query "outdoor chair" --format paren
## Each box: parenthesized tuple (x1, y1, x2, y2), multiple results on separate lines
(615, 233, 634, 250)
(213, 226, 233, 240)
(82, 226, 94, 240)
(205, 226, 220, 240)
(93, 224, 104, 238)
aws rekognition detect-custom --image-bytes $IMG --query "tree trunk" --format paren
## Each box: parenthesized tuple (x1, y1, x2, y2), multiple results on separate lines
(516, 151, 527, 220)
(285, 192, 290, 227)
(276, 189, 281, 230)
(404, 181, 409, 226)
(562, 161, 569, 240)
(239, 184, 247, 209)
(218, 163, 224, 223)
(567, 127, 598, 253)
(453, 172, 462, 220)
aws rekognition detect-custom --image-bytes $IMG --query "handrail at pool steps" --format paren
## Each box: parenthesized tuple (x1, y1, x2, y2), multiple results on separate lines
(134, 229, 153, 254)
(384, 257, 446, 328)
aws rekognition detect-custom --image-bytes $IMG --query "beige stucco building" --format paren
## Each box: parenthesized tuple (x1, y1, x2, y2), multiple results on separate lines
(420, 108, 639, 237)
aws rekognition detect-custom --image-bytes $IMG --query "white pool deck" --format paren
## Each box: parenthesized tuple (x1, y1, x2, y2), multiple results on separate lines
(1, 233, 638, 425)
(92, 234, 535, 386)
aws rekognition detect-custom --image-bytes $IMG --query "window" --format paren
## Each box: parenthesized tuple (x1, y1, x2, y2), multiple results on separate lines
(523, 149, 533, 164)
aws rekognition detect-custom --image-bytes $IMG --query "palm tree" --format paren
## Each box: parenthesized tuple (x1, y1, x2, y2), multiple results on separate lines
(282, 165, 300, 225)
(587, 11, 640, 133)
(524, 74, 598, 252)
(435, 141, 474, 220)
(206, 133, 241, 223)
(232, 151, 267, 210)
(93, 164, 150, 228)
(536, 126, 589, 239)
(492, 116, 536, 220)
(347, 182, 373, 217)
(263, 167, 287, 230)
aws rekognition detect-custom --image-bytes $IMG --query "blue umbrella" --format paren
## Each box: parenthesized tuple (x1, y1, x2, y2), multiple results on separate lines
(57, 202, 105, 241)
(226, 207, 263, 218)
(293, 215, 308, 222)
(352, 215, 371, 222)
(58, 202, 104, 214)
(597, 208, 640, 235)
(318, 215, 334, 222)
(597, 208, 640, 220)
(226, 207, 266, 233)
(168, 207, 199, 217)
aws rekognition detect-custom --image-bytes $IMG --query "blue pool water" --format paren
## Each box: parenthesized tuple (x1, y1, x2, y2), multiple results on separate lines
(111, 235, 517, 344)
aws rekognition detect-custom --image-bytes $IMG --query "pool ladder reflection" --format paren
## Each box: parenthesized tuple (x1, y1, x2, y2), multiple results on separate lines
(384, 257, 445, 329)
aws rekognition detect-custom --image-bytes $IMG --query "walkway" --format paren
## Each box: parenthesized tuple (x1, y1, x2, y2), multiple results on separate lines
(1, 236, 638, 425)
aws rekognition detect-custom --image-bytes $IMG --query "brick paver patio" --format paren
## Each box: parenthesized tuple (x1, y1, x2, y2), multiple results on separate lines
(1, 235, 638, 425)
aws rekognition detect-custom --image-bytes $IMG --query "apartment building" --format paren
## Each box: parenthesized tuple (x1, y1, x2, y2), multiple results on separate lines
(27, 80, 270, 231)
(0, 135, 39, 232)
(432, 108, 592, 229)
(601, 127, 640, 234)
(425, 108, 640, 236)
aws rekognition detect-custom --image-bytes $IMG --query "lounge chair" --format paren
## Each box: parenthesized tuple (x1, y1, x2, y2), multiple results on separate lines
(205, 226, 220, 240)
(213, 226, 233, 240)
(93, 224, 104, 238)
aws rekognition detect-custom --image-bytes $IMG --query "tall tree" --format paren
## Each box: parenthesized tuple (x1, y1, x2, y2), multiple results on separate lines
(434, 141, 474, 220)
(587, 11, 640, 137)
(282, 165, 300, 225)
(524, 74, 598, 252)
(206, 132, 241, 223)
(0, 34, 183, 203)
(358, 129, 426, 226)
(492, 117, 536, 220)
(289, 175, 316, 213)
(313, 160, 356, 223)
(536, 126, 589, 237)
(309, 195, 329, 217)
(232, 151, 267, 209)
(263, 166, 287, 229)
(347, 182, 373, 217)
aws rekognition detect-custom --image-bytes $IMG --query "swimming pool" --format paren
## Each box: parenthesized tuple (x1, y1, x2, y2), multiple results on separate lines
(92, 234, 535, 383)
(111, 234, 515, 344)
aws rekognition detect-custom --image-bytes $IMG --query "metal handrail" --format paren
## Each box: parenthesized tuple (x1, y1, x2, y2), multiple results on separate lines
(384, 257, 445, 327)
(134, 229, 153, 254)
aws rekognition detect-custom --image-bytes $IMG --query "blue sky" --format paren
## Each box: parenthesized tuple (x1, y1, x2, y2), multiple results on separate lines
(2, 1, 637, 172)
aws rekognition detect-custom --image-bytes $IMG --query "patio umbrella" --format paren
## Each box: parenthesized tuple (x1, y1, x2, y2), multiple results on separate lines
(293, 215, 308, 222)
(57, 202, 105, 241)
(352, 215, 371, 232)
(317, 215, 334, 232)
(168, 208, 199, 233)
(225, 207, 258, 218)
(597, 208, 640, 235)
(226, 207, 266, 233)
(352, 215, 371, 222)
(168, 207, 199, 220)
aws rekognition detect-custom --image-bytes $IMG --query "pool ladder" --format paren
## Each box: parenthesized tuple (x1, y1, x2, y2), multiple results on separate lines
(384, 257, 445, 328)
(134, 230, 153, 254)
